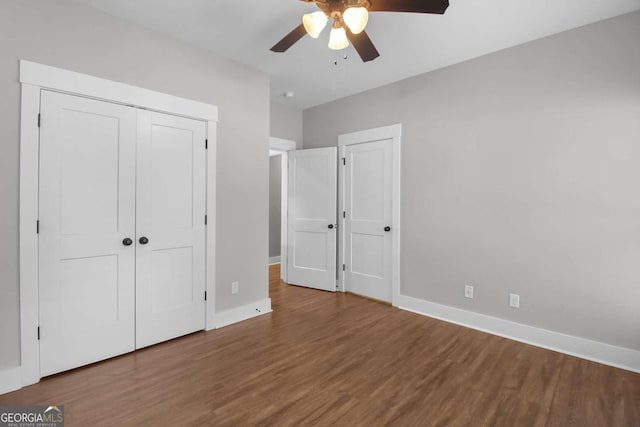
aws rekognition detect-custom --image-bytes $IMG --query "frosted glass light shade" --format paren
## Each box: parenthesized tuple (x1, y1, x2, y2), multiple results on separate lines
(328, 26, 349, 50)
(302, 11, 328, 38)
(343, 7, 368, 34)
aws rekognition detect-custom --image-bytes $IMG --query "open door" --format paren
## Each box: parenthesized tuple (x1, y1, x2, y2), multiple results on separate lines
(339, 123, 401, 305)
(287, 147, 338, 292)
(344, 139, 393, 302)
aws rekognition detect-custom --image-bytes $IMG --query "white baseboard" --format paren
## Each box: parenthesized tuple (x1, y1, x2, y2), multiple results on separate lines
(211, 298, 272, 329)
(0, 366, 22, 395)
(268, 256, 281, 265)
(397, 294, 640, 373)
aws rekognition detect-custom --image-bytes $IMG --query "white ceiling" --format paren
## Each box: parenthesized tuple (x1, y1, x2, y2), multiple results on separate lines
(74, 0, 640, 109)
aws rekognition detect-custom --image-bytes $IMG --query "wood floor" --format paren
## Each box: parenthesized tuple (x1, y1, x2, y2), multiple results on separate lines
(1, 265, 639, 426)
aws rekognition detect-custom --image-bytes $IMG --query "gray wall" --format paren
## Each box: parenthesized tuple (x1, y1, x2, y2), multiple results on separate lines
(0, 0, 270, 370)
(269, 156, 282, 258)
(270, 102, 303, 147)
(304, 12, 640, 351)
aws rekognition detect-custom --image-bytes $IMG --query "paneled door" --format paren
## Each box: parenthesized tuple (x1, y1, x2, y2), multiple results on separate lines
(39, 91, 208, 374)
(135, 111, 207, 349)
(344, 139, 393, 302)
(39, 91, 137, 376)
(287, 147, 338, 291)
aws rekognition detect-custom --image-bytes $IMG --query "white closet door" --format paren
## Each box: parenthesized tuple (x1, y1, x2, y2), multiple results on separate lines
(345, 139, 393, 302)
(287, 147, 338, 292)
(39, 91, 137, 376)
(135, 110, 207, 349)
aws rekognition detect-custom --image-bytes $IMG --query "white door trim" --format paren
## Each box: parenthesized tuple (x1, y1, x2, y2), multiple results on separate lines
(269, 137, 297, 283)
(18, 60, 218, 390)
(338, 124, 402, 306)
(20, 61, 218, 121)
(269, 137, 297, 152)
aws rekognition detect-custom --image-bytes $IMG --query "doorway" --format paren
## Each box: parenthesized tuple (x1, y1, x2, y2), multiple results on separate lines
(277, 124, 401, 303)
(269, 152, 283, 266)
(268, 137, 297, 284)
(338, 124, 402, 304)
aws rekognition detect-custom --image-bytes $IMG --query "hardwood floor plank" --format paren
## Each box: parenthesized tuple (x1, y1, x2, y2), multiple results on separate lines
(1, 264, 638, 426)
(546, 357, 640, 427)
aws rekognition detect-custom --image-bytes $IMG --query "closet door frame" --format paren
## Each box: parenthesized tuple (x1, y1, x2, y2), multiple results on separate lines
(18, 60, 219, 389)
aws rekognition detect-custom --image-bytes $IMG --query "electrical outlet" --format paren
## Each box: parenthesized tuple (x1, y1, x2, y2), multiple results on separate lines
(509, 293, 520, 308)
(232, 281, 239, 295)
(464, 285, 474, 299)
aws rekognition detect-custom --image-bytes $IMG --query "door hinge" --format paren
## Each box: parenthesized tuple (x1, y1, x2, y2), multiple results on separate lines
(37, 326, 40, 340)
(343, 211, 346, 218)
(36, 220, 40, 234)
(205, 139, 208, 150)
(342, 157, 346, 166)
(204, 291, 207, 301)
(205, 215, 208, 225)
(343, 264, 346, 271)
(37, 113, 41, 128)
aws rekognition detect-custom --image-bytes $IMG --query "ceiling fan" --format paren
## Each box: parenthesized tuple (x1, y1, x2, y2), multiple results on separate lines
(270, 0, 450, 62)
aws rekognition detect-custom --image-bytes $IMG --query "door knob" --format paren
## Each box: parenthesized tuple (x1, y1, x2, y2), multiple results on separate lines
(139, 236, 149, 245)
(328, 224, 334, 229)
(384, 226, 391, 232)
(122, 238, 133, 246)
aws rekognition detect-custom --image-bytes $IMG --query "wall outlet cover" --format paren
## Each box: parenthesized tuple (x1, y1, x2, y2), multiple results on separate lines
(509, 293, 520, 308)
(232, 281, 239, 294)
(464, 285, 474, 299)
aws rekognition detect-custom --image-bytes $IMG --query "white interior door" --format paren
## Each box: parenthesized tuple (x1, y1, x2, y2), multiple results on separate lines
(135, 110, 207, 349)
(344, 139, 393, 302)
(38, 91, 137, 376)
(287, 147, 338, 291)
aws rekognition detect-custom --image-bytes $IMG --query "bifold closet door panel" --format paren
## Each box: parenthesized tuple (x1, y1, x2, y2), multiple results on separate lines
(38, 91, 137, 376)
(135, 110, 207, 349)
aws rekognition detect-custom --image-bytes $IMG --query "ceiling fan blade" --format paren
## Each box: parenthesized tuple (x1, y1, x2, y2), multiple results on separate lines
(270, 24, 307, 53)
(368, 0, 449, 14)
(346, 29, 380, 62)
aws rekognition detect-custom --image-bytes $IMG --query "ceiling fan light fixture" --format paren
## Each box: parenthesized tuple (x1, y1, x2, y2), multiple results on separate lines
(302, 11, 328, 38)
(328, 26, 349, 50)
(343, 6, 368, 34)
